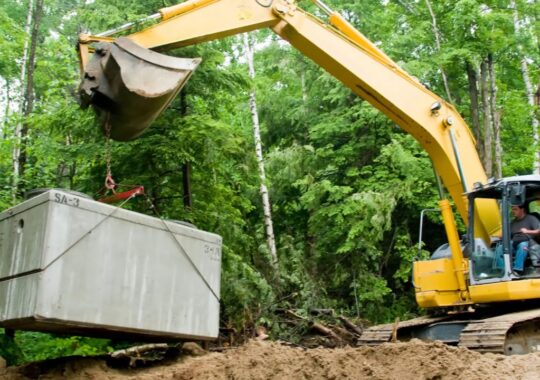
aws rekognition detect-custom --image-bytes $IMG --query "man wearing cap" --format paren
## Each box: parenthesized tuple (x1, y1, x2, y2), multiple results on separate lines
(511, 205, 540, 275)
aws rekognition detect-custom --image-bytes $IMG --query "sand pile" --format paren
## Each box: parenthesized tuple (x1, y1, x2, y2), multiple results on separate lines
(2, 339, 540, 380)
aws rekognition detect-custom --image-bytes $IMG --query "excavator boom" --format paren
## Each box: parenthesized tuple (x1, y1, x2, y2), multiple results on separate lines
(78, 0, 500, 242)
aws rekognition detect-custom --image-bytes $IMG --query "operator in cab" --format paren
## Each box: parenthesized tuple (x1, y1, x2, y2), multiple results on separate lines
(511, 204, 540, 275)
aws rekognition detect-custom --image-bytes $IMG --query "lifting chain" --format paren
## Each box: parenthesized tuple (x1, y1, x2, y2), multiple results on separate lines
(104, 112, 116, 192)
(97, 113, 145, 204)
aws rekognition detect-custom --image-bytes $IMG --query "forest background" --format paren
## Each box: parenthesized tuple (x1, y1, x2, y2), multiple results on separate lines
(0, 0, 538, 365)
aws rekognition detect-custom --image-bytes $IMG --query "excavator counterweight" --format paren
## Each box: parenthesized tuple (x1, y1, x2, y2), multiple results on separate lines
(79, 37, 200, 141)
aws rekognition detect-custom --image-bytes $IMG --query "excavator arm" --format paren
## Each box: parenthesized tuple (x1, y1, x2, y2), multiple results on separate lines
(78, 0, 500, 257)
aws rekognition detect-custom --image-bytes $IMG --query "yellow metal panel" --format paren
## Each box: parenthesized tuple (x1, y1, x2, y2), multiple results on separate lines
(470, 280, 540, 303)
(129, 0, 279, 50)
(438, 199, 469, 292)
(413, 259, 460, 291)
(159, 0, 218, 20)
(413, 259, 472, 308)
(415, 290, 465, 308)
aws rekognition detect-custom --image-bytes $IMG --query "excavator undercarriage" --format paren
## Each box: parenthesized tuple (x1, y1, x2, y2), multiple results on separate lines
(359, 305, 540, 355)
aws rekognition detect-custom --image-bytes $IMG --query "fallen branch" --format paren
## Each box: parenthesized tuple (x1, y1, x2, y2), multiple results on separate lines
(309, 308, 335, 316)
(109, 343, 174, 368)
(310, 322, 342, 342)
(338, 316, 363, 336)
(110, 343, 169, 359)
(391, 317, 400, 343)
(285, 309, 308, 320)
(333, 326, 356, 342)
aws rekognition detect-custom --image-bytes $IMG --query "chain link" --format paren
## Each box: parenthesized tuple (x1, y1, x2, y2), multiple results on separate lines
(104, 112, 112, 177)
(104, 112, 116, 190)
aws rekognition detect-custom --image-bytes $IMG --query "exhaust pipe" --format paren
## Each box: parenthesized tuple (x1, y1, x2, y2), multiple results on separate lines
(79, 37, 200, 141)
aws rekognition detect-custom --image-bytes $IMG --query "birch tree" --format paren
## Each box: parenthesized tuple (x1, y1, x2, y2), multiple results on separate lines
(480, 59, 493, 177)
(243, 33, 278, 267)
(12, 0, 35, 199)
(424, 0, 453, 102)
(488, 54, 502, 178)
(19, 0, 44, 177)
(510, 0, 539, 174)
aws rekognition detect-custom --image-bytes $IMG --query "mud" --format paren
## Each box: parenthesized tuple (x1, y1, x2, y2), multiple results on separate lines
(2, 339, 540, 380)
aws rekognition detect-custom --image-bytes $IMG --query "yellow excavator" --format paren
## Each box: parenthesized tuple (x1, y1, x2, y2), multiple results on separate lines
(78, 0, 540, 354)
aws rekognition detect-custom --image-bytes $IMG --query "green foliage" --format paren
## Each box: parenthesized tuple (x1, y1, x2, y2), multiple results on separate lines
(0, 329, 111, 366)
(15, 332, 112, 363)
(221, 247, 275, 329)
(0, 11, 23, 79)
(0, 330, 24, 366)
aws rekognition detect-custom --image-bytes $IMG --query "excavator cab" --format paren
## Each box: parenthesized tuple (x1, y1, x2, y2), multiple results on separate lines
(467, 176, 540, 284)
(79, 37, 200, 141)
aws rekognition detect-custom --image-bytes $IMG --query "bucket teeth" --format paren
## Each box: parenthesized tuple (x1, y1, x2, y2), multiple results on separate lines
(79, 37, 201, 141)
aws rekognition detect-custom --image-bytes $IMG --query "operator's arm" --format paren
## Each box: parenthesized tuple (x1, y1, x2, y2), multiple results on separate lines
(520, 228, 540, 236)
(520, 215, 540, 236)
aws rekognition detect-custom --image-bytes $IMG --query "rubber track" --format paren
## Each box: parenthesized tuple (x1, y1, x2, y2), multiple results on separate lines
(458, 309, 540, 354)
(358, 315, 450, 346)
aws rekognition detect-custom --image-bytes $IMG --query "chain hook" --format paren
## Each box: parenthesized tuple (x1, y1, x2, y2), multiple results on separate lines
(105, 174, 116, 191)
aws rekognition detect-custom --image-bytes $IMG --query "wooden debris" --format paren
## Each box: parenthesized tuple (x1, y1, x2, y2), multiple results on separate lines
(310, 322, 343, 343)
(255, 326, 269, 341)
(391, 317, 400, 343)
(338, 315, 364, 336)
(285, 309, 307, 320)
(109, 343, 174, 368)
(310, 308, 335, 316)
(218, 327, 237, 347)
(110, 343, 169, 359)
(333, 326, 356, 341)
(212, 309, 363, 350)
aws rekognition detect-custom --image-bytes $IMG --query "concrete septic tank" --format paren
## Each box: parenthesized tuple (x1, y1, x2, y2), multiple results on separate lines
(0, 189, 222, 340)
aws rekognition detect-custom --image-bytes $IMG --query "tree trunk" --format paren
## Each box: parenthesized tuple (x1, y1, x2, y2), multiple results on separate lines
(300, 73, 307, 105)
(179, 91, 193, 209)
(243, 33, 278, 267)
(12, 0, 35, 199)
(466, 62, 483, 161)
(487, 54, 502, 178)
(424, 0, 453, 102)
(480, 58, 493, 177)
(182, 163, 192, 209)
(69, 137, 77, 190)
(19, 0, 44, 176)
(2, 79, 11, 139)
(533, 84, 540, 174)
(510, 0, 539, 174)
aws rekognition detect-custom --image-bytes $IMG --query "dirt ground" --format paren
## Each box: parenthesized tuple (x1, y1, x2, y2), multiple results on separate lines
(2, 339, 540, 380)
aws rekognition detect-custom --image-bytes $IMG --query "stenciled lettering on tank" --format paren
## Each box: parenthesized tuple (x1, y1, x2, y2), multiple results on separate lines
(204, 244, 221, 262)
(54, 193, 80, 207)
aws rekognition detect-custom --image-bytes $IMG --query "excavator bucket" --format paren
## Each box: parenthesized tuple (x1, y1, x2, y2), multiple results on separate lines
(79, 37, 201, 141)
